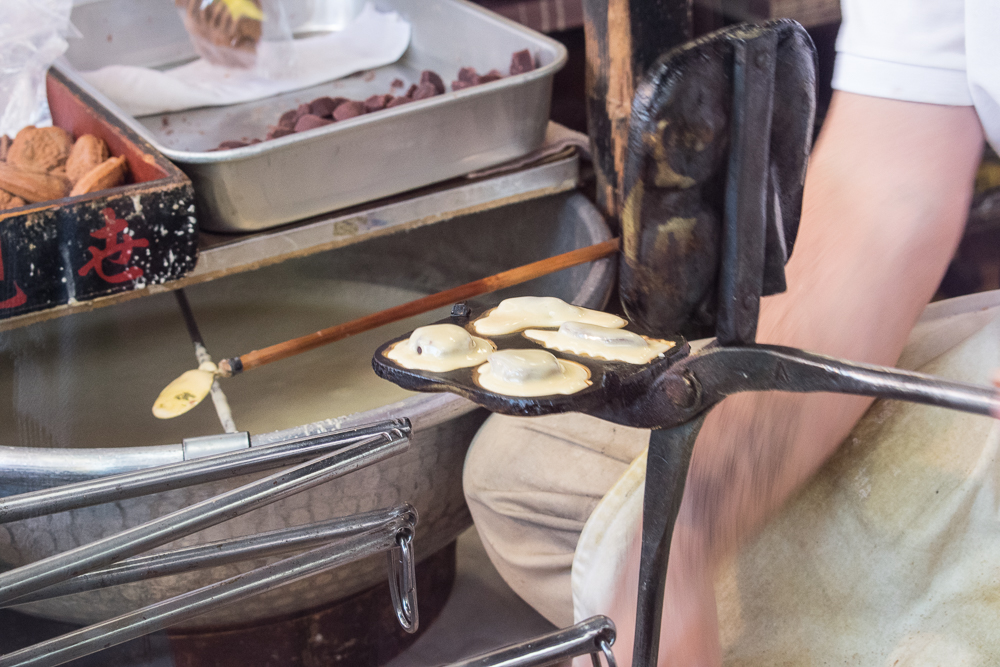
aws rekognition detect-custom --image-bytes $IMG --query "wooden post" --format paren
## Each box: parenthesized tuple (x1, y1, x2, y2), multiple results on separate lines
(583, 0, 693, 221)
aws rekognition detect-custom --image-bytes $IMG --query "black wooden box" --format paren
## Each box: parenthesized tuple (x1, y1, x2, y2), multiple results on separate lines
(0, 70, 197, 322)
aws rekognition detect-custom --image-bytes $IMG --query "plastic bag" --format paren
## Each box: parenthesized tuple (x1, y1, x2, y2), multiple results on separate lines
(0, 0, 77, 137)
(176, 0, 296, 75)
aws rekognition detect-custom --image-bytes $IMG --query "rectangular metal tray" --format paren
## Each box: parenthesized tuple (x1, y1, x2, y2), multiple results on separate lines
(55, 0, 568, 233)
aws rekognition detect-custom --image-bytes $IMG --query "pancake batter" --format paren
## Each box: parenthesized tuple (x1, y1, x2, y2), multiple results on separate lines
(386, 323, 493, 372)
(472, 296, 627, 336)
(524, 322, 674, 365)
(476, 349, 591, 397)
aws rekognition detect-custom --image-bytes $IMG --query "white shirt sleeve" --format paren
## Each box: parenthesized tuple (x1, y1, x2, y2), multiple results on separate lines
(833, 0, 973, 106)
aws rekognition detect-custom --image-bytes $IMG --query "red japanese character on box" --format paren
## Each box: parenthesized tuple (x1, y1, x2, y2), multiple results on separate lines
(78, 208, 150, 284)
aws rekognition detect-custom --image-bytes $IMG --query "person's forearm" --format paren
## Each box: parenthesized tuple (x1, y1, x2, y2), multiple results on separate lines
(678, 92, 984, 562)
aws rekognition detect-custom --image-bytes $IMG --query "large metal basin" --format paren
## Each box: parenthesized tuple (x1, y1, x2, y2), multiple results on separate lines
(0, 192, 614, 628)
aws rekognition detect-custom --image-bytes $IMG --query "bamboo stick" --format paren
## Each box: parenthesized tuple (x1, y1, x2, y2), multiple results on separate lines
(217, 237, 620, 377)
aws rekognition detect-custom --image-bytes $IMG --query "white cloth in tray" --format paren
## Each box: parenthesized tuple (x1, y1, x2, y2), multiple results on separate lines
(79, 3, 410, 117)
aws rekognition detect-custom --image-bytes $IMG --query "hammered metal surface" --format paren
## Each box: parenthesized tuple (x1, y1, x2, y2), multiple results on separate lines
(0, 407, 481, 628)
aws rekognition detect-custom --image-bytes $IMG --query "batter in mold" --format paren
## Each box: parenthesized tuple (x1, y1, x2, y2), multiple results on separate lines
(525, 322, 674, 364)
(472, 296, 626, 336)
(476, 349, 590, 397)
(385, 323, 494, 372)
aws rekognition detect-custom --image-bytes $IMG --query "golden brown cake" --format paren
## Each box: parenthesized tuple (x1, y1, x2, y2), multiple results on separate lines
(66, 134, 111, 185)
(7, 126, 73, 174)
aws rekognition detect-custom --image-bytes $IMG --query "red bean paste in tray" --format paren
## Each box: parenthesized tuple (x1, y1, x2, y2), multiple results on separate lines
(211, 49, 537, 151)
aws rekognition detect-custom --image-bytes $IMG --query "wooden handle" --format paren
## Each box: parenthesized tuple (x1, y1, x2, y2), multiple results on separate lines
(218, 237, 621, 377)
(583, 0, 691, 219)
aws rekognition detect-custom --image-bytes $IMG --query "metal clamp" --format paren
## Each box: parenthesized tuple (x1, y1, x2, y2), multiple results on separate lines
(387, 525, 419, 633)
(181, 431, 250, 460)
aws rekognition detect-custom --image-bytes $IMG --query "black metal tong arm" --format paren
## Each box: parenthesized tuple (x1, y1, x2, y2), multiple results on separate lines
(599, 344, 1000, 430)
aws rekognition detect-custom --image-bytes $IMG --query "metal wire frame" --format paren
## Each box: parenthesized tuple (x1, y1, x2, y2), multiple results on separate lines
(0, 418, 409, 524)
(0, 510, 417, 667)
(1, 505, 415, 608)
(0, 421, 416, 667)
(445, 615, 618, 667)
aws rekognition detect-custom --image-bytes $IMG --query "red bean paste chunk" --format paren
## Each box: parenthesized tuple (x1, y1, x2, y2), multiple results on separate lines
(211, 51, 537, 150)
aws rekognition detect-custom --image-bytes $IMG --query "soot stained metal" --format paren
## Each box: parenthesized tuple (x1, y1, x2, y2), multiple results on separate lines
(620, 19, 815, 343)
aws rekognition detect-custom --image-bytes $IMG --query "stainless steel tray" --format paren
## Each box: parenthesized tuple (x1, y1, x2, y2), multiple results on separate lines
(55, 0, 567, 233)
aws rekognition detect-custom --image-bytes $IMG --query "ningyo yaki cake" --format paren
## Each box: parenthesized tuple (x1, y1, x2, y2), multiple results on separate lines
(385, 323, 493, 372)
(525, 322, 674, 364)
(372, 298, 689, 421)
(475, 349, 591, 397)
(472, 296, 626, 335)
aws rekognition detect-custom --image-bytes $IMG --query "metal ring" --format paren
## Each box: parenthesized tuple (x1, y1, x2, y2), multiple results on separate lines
(387, 528, 419, 633)
(597, 637, 617, 667)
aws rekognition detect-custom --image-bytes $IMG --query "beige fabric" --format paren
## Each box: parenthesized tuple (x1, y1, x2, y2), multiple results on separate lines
(713, 312, 1000, 665)
(463, 412, 648, 626)
(572, 291, 1000, 665)
(572, 447, 648, 626)
(463, 290, 1000, 662)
